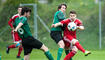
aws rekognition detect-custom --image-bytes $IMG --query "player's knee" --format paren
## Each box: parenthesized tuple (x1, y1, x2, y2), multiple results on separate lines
(72, 39, 78, 45)
(40, 44, 48, 52)
(72, 46, 78, 52)
(58, 40, 65, 48)
(24, 54, 30, 60)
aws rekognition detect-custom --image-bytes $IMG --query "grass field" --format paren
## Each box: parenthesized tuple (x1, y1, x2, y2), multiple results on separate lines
(0, 48, 105, 60)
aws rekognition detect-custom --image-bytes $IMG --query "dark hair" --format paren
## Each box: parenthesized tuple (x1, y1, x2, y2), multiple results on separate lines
(69, 10, 76, 14)
(21, 7, 31, 15)
(58, 3, 67, 10)
(18, 6, 23, 9)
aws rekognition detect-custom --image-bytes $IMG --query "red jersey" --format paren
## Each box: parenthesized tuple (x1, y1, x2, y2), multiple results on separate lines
(61, 18, 82, 40)
(8, 14, 20, 28)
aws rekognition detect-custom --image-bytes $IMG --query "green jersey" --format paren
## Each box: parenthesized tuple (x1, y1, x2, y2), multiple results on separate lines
(14, 16, 32, 39)
(51, 11, 65, 31)
(13, 17, 19, 28)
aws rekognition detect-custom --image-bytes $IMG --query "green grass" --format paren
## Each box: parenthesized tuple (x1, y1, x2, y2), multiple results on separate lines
(0, 48, 105, 60)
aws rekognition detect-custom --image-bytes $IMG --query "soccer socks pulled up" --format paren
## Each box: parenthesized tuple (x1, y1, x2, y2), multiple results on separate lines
(17, 46, 23, 56)
(75, 42, 85, 53)
(64, 51, 76, 60)
(65, 50, 72, 60)
(8, 44, 16, 48)
(45, 51, 54, 60)
(57, 48, 63, 60)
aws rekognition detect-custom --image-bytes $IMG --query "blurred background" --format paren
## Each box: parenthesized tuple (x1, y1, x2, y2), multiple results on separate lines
(0, 0, 105, 60)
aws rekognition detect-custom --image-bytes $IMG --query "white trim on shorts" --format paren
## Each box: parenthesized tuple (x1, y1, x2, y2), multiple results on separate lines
(63, 36, 76, 49)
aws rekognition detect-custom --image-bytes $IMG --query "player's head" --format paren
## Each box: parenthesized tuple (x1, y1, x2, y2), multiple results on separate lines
(18, 6, 22, 15)
(21, 7, 31, 17)
(69, 10, 77, 20)
(58, 3, 67, 13)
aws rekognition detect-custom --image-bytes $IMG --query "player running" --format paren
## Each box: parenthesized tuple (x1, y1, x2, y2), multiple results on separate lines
(13, 7, 54, 60)
(52, 10, 91, 60)
(6, 7, 23, 58)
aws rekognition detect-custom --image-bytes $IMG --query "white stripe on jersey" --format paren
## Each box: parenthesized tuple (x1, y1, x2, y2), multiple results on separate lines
(11, 14, 20, 19)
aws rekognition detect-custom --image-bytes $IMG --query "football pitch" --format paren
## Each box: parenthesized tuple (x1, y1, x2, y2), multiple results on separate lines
(1, 49, 105, 60)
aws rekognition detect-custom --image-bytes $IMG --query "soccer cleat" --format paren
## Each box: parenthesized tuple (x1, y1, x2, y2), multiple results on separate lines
(85, 51, 91, 56)
(16, 56, 21, 58)
(6, 46, 10, 54)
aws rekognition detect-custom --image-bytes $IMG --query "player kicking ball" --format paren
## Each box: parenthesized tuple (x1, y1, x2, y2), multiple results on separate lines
(52, 10, 91, 60)
(6, 7, 23, 58)
(13, 7, 54, 60)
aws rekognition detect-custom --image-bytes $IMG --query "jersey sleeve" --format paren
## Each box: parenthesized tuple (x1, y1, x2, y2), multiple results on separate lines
(8, 18, 14, 28)
(77, 20, 83, 26)
(20, 17, 27, 24)
(8, 15, 19, 28)
(57, 12, 65, 21)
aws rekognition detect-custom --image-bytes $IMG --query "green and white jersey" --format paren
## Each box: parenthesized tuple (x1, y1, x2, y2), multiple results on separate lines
(14, 16, 32, 39)
(51, 10, 65, 31)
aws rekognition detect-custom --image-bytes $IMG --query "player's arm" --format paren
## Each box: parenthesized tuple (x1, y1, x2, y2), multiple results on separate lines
(14, 22, 23, 32)
(76, 19, 84, 30)
(8, 18, 14, 30)
(14, 17, 27, 32)
(51, 19, 68, 28)
(77, 25, 84, 30)
(51, 22, 63, 28)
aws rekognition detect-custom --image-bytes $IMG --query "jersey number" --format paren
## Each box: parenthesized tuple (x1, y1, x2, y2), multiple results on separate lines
(18, 28, 24, 34)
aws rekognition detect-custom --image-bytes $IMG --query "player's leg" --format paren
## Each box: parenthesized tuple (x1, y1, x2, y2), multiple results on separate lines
(23, 47, 32, 60)
(57, 40, 65, 60)
(27, 36, 54, 60)
(40, 44, 54, 60)
(17, 44, 23, 58)
(24, 54, 30, 60)
(16, 36, 23, 58)
(14, 32, 23, 58)
(50, 31, 64, 60)
(6, 42, 21, 54)
(71, 39, 91, 56)
(6, 32, 19, 54)
(22, 37, 33, 60)
(64, 40, 72, 60)
(65, 47, 72, 60)
(6, 44, 16, 54)
(64, 46, 78, 60)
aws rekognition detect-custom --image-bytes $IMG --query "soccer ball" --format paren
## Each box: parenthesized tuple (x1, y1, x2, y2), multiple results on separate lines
(67, 22, 77, 31)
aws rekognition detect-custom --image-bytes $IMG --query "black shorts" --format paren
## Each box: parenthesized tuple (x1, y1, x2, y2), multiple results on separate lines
(22, 36, 43, 55)
(50, 31, 63, 43)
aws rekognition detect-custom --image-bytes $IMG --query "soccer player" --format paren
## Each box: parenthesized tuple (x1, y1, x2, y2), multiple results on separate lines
(6, 7, 23, 58)
(50, 3, 67, 60)
(51, 10, 91, 60)
(50, 4, 72, 60)
(13, 7, 54, 60)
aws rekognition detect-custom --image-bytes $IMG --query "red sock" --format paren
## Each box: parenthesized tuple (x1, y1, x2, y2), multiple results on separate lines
(64, 51, 76, 60)
(8, 44, 16, 48)
(75, 42, 85, 53)
(17, 46, 23, 56)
